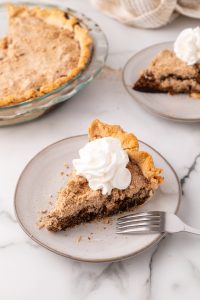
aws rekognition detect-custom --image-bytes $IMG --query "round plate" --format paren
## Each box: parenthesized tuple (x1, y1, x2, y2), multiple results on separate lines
(123, 42, 200, 122)
(14, 135, 181, 262)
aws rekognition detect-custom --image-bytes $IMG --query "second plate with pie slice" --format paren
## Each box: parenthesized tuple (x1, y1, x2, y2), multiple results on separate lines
(123, 42, 200, 122)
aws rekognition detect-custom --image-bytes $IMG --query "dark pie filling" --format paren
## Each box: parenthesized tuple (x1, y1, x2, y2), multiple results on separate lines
(41, 188, 152, 232)
(134, 72, 200, 94)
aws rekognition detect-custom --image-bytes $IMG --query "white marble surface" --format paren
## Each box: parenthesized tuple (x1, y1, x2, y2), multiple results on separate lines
(1, 0, 200, 299)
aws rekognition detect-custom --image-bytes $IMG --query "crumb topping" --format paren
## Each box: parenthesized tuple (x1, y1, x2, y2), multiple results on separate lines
(0, 5, 92, 107)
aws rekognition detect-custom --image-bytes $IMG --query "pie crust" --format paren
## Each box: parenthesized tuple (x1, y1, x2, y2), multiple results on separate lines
(89, 119, 163, 190)
(0, 5, 92, 107)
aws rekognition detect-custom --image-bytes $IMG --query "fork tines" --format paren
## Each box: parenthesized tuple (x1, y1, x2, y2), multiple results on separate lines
(116, 211, 163, 234)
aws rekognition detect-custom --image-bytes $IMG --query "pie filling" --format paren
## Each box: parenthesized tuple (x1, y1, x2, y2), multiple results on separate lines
(134, 73, 200, 94)
(39, 160, 153, 232)
(41, 190, 151, 232)
(39, 120, 163, 232)
(0, 5, 92, 107)
(133, 49, 200, 96)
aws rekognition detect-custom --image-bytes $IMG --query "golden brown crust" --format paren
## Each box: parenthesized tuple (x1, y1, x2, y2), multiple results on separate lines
(191, 92, 200, 99)
(0, 37, 7, 49)
(88, 119, 164, 189)
(88, 119, 139, 150)
(0, 5, 92, 107)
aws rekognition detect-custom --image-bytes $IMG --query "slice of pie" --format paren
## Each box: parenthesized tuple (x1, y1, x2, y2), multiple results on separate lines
(39, 120, 163, 232)
(133, 49, 200, 97)
(0, 5, 92, 107)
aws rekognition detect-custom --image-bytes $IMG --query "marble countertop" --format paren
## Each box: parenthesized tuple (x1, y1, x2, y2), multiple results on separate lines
(1, 0, 200, 299)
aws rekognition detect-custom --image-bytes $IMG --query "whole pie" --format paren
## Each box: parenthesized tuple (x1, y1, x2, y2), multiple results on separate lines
(39, 120, 164, 232)
(133, 49, 200, 98)
(0, 5, 92, 107)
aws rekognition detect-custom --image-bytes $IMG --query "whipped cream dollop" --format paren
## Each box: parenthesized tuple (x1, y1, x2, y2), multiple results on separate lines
(174, 27, 200, 65)
(72, 137, 131, 195)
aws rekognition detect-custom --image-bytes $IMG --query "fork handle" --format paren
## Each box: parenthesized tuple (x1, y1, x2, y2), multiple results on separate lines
(183, 224, 200, 235)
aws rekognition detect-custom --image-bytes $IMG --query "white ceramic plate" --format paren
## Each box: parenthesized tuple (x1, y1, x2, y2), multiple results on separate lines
(123, 42, 200, 122)
(14, 135, 181, 262)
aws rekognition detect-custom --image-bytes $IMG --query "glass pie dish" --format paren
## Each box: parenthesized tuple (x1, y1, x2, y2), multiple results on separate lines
(0, 1, 108, 126)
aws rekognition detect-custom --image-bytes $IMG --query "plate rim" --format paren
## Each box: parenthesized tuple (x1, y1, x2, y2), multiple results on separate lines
(14, 134, 182, 263)
(122, 41, 200, 123)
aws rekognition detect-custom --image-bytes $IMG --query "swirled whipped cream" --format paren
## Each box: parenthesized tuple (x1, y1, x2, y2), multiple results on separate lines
(174, 27, 200, 65)
(72, 137, 131, 195)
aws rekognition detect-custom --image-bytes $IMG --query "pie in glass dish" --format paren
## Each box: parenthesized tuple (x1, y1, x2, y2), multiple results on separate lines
(39, 120, 164, 232)
(0, 4, 92, 107)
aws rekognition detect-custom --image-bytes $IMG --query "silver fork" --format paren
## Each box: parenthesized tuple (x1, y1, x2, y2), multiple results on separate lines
(116, 211, 200, 235)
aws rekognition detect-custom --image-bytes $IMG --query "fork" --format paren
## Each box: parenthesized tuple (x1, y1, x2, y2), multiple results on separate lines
(116, 211, 200, 235)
